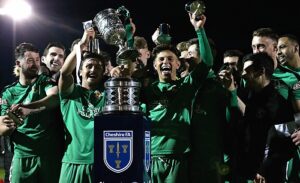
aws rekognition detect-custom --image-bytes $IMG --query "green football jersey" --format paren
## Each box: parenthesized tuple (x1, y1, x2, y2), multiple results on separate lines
(274, 65, 300, 182)
(143, 62, 209, 155)
(60, 84, 105, 164)
(0, 75, 62, 158)
(273, 66, 300, 100)
(143, 27, 213, 155)
(191, 75, 230, 156)
(190, 72, 231, 181)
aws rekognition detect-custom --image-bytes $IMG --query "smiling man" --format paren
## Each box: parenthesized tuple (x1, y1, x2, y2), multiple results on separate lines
(41, 42, 66, 82)
(58, 28, 106, 183)
(141, 13, 213, 183)
(0, 42, 63, 183)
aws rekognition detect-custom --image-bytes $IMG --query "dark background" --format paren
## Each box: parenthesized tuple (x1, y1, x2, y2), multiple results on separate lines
(1, 0, 299, 89)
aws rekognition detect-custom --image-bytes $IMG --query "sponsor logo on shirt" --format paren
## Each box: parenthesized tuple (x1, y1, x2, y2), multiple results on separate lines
(78, 105, 101, 118)
(94, 90, 102, 100)
(0, 98, 7, 105)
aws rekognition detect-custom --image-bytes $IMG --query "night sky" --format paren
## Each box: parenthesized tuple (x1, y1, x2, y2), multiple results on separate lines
(1, 0, 300, 89)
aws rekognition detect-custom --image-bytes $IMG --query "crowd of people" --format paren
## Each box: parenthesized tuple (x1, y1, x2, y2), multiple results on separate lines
(0, 7, 300, 183)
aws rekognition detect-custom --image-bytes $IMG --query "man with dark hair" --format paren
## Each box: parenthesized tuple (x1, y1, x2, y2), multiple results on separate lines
(41, 42, 66, 82)
(58, 28, 106, 183)
(223, 49, 244, 73)
(277, 34, 300, 182)
(222, 49, 244, 96)
(236, 52, 295, 182)
(0, 42, 63, 183)
(142, 13, 213, 183)
(277, 34, 300, 66)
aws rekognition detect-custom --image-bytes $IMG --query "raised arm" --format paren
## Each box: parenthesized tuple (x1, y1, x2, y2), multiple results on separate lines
(125, 18, 136, 48)
(59, 28, 95, 95)
(189, 13, 213, 68)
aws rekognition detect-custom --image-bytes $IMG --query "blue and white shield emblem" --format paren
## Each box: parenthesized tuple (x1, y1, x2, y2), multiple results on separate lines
(144, 131, 151, 172)
(103, 131, 133, 173)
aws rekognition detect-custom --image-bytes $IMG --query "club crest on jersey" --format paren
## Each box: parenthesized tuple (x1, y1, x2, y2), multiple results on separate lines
(144, 131, 151, 172)
(293, 81, 300, 90)
(103, 131, 133, 173)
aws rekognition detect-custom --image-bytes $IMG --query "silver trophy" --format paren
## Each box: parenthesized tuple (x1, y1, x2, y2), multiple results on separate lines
(185, 1, 206, 21)
(93, 8, 139, 66)
(93, 7, 141, 113)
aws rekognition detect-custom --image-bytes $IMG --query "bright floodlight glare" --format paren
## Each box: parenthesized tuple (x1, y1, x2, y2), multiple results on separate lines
(2, 0, 32, 21)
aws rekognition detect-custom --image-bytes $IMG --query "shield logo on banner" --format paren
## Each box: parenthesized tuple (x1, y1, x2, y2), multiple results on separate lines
(144, 131, 151, 172)
(103, 131, 133, 173)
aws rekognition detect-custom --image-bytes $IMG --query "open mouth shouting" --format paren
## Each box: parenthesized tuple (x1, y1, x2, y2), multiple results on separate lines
(86, 72, 99, 81)
(160, 64, 172, 76)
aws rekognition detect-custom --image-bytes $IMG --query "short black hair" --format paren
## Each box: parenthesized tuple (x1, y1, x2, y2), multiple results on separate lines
(279, 34, 299, 45)
(242, 52, 274, 79)
(79, 51, 108, 71)
(224, 49, 244, 72)
(279, 34, 300, 55)
(15, 42, 39, 60)
(223, 49, 244, 58)
(152, 44, 180, 60)
(43, 42, 66, 57)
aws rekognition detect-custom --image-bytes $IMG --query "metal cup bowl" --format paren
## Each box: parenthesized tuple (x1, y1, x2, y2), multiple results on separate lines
(93, 8, 126, 46)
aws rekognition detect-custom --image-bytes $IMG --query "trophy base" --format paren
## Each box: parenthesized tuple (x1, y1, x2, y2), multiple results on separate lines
(102, 105, 141, 114)
(94, 113, 151, 182)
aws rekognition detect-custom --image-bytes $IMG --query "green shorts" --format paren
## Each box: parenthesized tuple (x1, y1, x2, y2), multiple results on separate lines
(59, 162, 93, 183)
(151, 154, 190, 183)
(10, 155, 61, 183)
